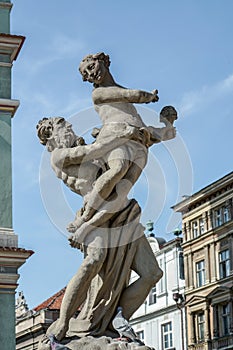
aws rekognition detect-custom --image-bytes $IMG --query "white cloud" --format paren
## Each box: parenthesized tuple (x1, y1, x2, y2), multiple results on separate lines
(20, 34, 85, 77)
(179, 73, 233, 116)
(51, 34, 85, 58)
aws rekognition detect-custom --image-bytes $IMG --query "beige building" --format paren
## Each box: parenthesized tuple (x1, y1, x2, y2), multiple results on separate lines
(173, 172, 233, 350)
(16, 288, 65, 349)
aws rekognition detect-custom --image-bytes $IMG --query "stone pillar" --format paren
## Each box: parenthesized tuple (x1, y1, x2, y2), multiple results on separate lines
(204, 245, 210, 284)
(203, 211, 208, 232)
(0, 112, 13, 228)
(188, 253, 194, 290)
(0, 0, 13, 229)
(0, 2, 32, 350)
(188, 311, 195, 345)
(184, 253, 189, 288)
(229, 234, 233, 276)
(0, 248, 33, 349)
(229, 294, 233, 335)
(213, 305, 219, 338)
(204, 303, 210, 341)
(210, 242, 217, 282)
(212, 305, 219, 338)
(182, 222, 187, 242)
(207, 210, 213, 231)
(0, 1, 12, 33)
(186, 221, 191, 241)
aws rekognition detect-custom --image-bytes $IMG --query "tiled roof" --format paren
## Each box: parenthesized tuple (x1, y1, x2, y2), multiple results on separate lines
(34, 287, 66, 311)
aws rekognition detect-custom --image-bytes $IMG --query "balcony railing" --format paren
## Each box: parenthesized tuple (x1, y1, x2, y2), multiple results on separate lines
(189, 336, 233, 350)
(212, 336, 233, 349)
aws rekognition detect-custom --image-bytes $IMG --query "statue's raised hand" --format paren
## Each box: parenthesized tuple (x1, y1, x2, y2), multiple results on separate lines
(151, 89, 159, 102)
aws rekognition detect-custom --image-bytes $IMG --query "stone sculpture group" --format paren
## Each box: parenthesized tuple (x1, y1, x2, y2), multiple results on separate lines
(37, 52, 177, 350)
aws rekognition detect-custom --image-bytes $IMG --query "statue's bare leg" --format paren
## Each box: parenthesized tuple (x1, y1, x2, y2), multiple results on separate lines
(72, 144, 147, 226)
(46, 237, 107, 340)
(118, 235, 163, 320)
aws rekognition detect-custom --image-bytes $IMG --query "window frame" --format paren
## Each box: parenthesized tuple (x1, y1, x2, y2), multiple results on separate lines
(223, 206, 231, 223)
(221, 303, 230, 336)
(179, 252, 185, 280)
(136, 330, 145, 342)
(192, 220, 199, 238)
(162, 321, 173, 350)
(214, 208, 223, 227)
(196, 312, 205, 342)
(219, 249, 230, 279)
(149, 285, 157, 305)
(196, 260, 206, 287)
(199, 218, 205, 234)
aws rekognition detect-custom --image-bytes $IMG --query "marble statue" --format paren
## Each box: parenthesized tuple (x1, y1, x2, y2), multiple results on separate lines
(37, 52, 177, 350)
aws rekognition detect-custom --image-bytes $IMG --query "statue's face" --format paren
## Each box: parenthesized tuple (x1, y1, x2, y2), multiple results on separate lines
(52, 118, 77, 149)
(80, 58, 107, 84)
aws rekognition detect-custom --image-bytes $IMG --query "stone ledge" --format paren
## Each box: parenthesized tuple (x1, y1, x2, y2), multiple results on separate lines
(39, 335, 155, 350)
(0, 98, 20, 117)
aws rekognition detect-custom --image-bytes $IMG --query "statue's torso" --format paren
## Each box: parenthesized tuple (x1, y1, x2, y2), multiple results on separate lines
(94, 102, 146, 128)
(51, 149, 101, 196)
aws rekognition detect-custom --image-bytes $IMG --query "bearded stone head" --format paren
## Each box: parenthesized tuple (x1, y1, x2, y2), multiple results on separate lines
(36, 117, 78, 151)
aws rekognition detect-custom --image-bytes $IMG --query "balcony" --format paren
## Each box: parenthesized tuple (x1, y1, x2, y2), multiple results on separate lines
(212, 335, 233, 349)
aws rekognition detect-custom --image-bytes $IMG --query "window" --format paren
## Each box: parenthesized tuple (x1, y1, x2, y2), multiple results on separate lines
(192, 220, 199, 238)
(221, 304, 230, 335)
(199, 218, 205, 234)
(136, 330, 144, 342)
(219, 250, 230, 278)
(214, 208, 222, 227)
(192, 218, 205, 238)
(162, 322, 173, 349)
(149, 286, 157, 305)
(179, 252, 185, 279)
(158, 258, 165, 293)
(196, 260, 206, 287)
(223, 206, 231, 223)
(197, 312, 205, 341)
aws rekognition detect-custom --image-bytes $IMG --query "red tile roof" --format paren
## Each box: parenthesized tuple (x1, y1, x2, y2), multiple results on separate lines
(34, 287, 66, 311)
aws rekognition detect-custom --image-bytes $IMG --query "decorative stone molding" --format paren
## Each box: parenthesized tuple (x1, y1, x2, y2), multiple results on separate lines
(0, 227, 18, 247)
(0, 33, 25, 62)
(0, 98, 20, 117)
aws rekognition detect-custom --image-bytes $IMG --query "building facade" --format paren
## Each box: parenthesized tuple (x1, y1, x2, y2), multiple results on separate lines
(0, 1, 33, 349)
(16, 288, 65, 350)
(173, 172, 233, 350)
(130, 232, 186, 350)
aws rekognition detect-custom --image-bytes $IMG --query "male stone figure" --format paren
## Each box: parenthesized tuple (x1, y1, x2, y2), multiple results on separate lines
(37, 52, 177, 347)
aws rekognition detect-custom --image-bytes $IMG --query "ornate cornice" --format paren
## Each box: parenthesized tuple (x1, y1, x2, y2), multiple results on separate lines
(0, 33, 25, 62)
(0, 98, 20, 117)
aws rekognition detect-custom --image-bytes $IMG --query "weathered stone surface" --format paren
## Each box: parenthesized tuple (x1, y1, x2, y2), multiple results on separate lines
(39, 335, 154, 350)
(37, 52, 177, 348)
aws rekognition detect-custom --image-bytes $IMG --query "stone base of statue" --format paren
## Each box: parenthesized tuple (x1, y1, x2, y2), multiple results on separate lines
(38, 335, 154, 350)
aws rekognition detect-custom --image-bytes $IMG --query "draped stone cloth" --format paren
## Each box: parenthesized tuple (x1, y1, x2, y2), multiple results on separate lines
(67, 199, 153, 337)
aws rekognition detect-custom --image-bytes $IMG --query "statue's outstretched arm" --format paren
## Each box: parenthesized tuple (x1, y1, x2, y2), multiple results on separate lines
(92, 86, 159, 105)
(148, 106, 178, 145)
(52, 128, 135, 167)
(147, 126, 176, 146)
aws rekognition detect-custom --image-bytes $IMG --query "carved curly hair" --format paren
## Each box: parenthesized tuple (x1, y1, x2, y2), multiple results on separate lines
(79, 52, 111, 81)
(36, 117, 64, 145)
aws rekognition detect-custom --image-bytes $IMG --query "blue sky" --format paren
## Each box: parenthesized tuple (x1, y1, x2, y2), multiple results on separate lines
(10, 0, 233, 308)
